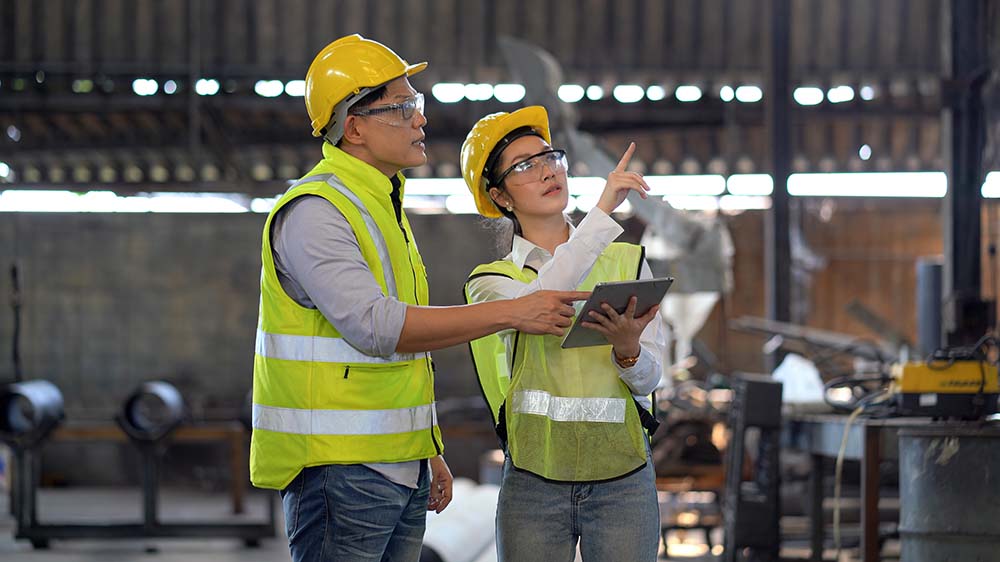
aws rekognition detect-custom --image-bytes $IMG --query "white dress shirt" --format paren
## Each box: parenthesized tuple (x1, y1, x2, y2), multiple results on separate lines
(465, 207, 665, 407)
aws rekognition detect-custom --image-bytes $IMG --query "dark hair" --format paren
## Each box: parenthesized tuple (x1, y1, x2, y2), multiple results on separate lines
(483, 126, 542, 187)
(482, 126, 543, 251)
(334, 85, 389, 146)
(351, 85, 389, 111)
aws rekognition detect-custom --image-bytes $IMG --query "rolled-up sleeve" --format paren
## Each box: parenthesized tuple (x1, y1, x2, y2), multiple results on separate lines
(466, 207, 624, 302)
(272, 196, 408, 357)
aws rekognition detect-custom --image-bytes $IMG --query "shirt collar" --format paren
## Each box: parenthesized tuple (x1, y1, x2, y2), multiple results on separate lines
(506, 222, 577, 270)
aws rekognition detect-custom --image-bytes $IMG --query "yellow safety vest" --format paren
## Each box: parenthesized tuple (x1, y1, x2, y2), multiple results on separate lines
(251, 144, 442, 490)
(465, 243, 649, 481)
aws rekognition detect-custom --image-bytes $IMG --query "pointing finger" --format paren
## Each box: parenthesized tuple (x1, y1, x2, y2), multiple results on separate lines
(614, 142, 636, 172)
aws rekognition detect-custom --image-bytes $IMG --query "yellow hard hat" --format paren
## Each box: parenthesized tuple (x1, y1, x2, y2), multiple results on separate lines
(305, 34, 427, 141)
(460, 106, 551, 218)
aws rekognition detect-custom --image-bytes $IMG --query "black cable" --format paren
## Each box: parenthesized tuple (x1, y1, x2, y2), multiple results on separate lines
(10, 263, 23, 383)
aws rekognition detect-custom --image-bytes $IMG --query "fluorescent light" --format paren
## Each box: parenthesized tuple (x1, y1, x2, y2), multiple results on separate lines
(72, 79, 94, 94)
(719, 85, 735, 102)
(464, 83, 494, 101)
(586, 85, 604, 100)
(163, 80, 178, 95)
(664, 195, 772, 211)
(646, 85, 666, 101)
(675, 85, 702, 102)
(284, 80, 305, 97)
(860, 85, 876, 101)
(827, 85, 855, 103)
(195, 78, 220, 96)
(493, 83, 525, 103)
(568, 175, 724, 196)
(0, 190, 251, 213)
(793, 87, 824, 106)
(403, 178, 468, 196)
(982, 172, 1000, 197)
(254, 80, 284, 98)
(788, 172, 947, 197)
(131, 78, 158, 96)
(444, 194, 479, 214)
(251, 197, 279, 213)
(735, 85, 763, 103)
(558, 84, 585, 103)
(727, 174, 773, 195)
(612, 85, 645, 103)
(431, 83, 464, 103)
(645, 175, 725, 196)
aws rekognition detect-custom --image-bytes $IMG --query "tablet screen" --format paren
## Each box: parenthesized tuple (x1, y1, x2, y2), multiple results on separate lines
(560, 277, 673, 349)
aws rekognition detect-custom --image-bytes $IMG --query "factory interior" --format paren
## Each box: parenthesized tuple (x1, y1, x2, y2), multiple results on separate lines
(2, 1, 1000, 561)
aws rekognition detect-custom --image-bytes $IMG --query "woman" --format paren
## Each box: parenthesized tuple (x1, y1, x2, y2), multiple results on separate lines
(460, 105, 665, 562)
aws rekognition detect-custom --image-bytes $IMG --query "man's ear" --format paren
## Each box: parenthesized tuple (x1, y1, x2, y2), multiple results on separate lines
(341, 115, 365, 146)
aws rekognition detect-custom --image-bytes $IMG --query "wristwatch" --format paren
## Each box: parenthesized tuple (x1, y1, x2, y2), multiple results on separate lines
(613, 350, 640, 368)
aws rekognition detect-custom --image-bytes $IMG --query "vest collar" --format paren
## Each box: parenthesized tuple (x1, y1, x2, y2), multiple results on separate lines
(319, 142, 407, 200)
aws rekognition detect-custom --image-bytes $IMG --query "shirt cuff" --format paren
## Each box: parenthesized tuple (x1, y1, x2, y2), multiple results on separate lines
(612, 347, 659, 396)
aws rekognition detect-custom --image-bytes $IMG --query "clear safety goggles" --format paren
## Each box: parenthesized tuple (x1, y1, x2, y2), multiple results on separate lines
(494, 149, 568, 186)
(349, 93, 425, 127)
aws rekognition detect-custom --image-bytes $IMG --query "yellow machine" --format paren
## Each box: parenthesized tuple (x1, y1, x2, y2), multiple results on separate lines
(891, 360, 1000, 418)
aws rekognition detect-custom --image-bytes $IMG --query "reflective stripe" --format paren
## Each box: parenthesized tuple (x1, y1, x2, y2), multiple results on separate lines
(256, 328, 422, 364)
(512, 390, 626, 423)
(324, 174, 399, 299)
(252, 403, 438, 435)
(288, 173, 398, 298)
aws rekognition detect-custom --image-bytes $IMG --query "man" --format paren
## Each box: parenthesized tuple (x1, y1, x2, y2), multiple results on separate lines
(251, 35, 588, 562)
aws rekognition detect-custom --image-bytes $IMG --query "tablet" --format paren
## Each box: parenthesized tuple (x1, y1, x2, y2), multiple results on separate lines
(560, 277, 673, 349)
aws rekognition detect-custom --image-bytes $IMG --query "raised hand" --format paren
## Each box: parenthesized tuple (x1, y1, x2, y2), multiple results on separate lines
(596, 142, 652, 215)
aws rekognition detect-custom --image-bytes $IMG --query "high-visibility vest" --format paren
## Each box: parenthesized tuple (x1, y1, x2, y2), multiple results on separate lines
(251, 144, 442, 490)
(465, 243, 649, 481)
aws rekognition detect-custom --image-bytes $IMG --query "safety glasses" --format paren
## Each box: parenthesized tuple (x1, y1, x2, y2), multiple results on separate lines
(494, 149, 568, 186)
(349, 93, 425, 127)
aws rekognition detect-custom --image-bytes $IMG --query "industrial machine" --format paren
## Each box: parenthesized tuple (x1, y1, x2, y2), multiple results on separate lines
(890, 358, 999, 418)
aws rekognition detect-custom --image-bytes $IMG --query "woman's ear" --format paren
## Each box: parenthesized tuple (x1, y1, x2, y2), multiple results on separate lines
(488, 187, 509, 209)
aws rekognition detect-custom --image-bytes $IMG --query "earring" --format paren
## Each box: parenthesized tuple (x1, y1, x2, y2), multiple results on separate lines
(505, 205, 513, 212)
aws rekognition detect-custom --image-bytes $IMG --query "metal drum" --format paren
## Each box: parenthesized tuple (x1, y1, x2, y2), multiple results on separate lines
(899, 425, 1000, 562)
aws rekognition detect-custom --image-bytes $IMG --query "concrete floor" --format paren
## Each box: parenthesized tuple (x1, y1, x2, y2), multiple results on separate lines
(1, 486, 891, 562)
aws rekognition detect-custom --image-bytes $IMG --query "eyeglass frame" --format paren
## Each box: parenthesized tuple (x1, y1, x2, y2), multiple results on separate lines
(491, 149, 568, 187)
(348, 92, 425, 126)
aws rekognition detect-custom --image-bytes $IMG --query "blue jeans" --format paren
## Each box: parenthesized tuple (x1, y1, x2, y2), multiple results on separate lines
(280, 463, 429, 562)
(496, 455, 659, 562)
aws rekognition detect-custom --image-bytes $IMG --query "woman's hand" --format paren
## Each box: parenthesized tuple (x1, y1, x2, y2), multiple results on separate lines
(596, 142, 651, 215)
(580, 296, 659, 362)
(427, 455, 453, 513)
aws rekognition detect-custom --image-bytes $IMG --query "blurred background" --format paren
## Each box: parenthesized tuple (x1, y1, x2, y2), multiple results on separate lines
(2, 1, 1000, 561)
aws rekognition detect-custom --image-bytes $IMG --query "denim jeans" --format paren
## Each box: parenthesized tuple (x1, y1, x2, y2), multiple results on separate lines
(496, 454, 659, 562)
(280, 463, 429, 562)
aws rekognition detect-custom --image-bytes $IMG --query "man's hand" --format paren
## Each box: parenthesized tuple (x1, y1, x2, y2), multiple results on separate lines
(427, 455, 453, 513)
(508, 290, 591, 336)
